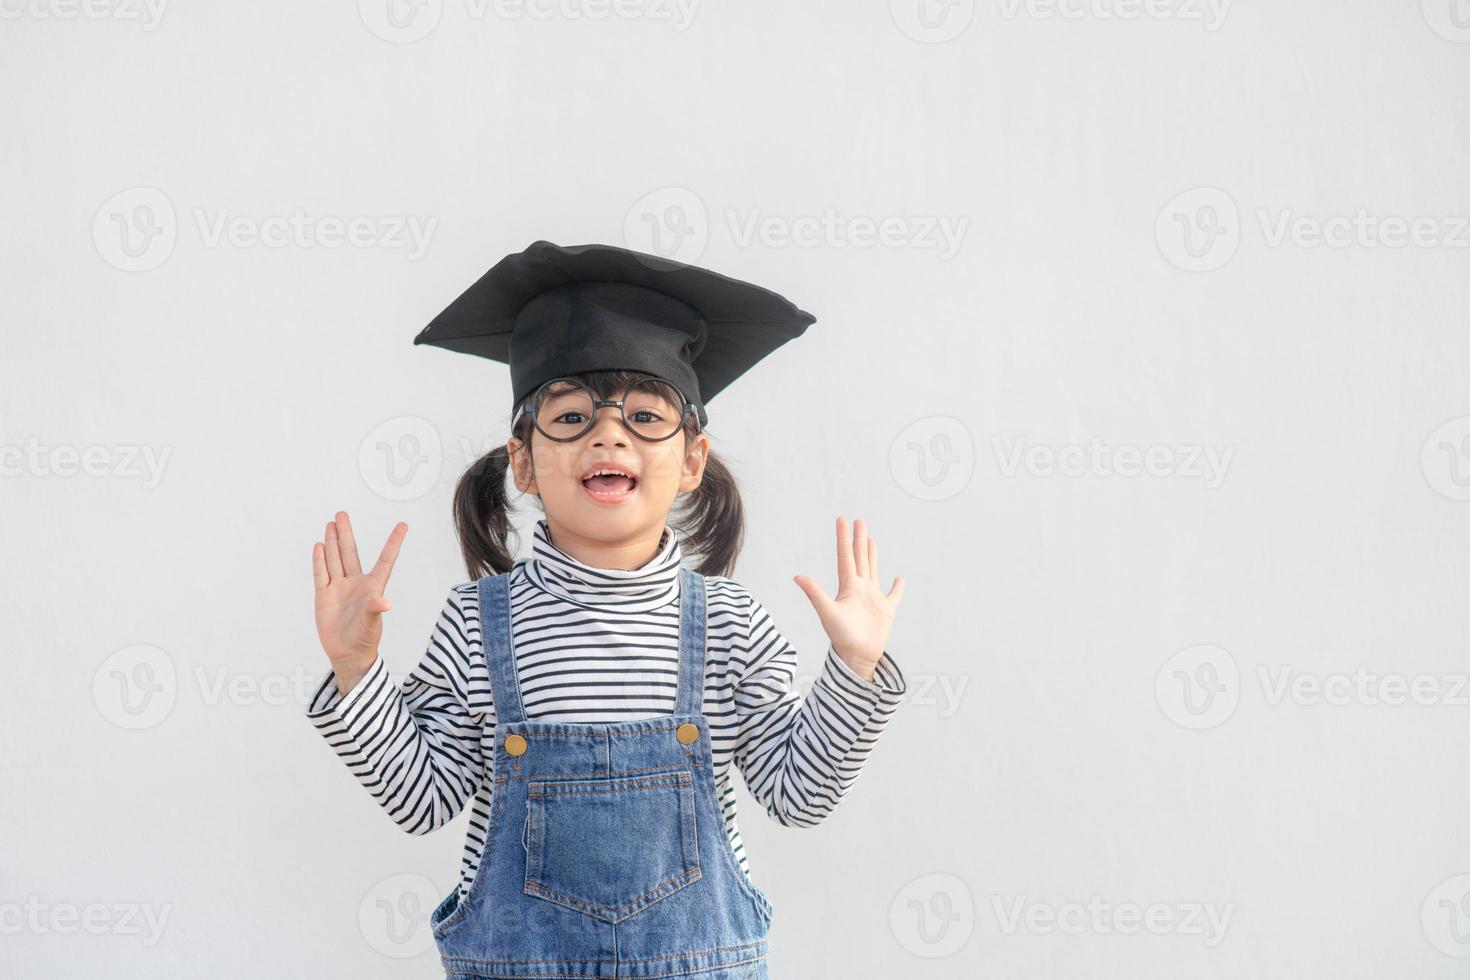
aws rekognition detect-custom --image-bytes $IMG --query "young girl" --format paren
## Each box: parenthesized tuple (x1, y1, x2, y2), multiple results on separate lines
(305, 242, 908, 979)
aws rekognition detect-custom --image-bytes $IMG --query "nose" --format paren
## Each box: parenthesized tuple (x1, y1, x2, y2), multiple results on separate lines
(587, 404, 629, 445)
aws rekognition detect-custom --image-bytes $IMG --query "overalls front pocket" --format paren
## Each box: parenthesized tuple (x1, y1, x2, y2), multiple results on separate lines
(523, 768, 701, 923)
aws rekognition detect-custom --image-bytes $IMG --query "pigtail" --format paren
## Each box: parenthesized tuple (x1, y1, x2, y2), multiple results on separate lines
(673, 448, 744, 579)
(453, 442, 520, 581)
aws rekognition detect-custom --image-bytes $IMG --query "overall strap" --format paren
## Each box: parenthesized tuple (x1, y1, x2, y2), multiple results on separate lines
(478, 572, 527, 725)
(673, 566, 708, 716)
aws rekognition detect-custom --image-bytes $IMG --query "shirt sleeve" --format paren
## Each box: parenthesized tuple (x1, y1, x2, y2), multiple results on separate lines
(303, 586, 491, 836)
(730, 590, 907, 828)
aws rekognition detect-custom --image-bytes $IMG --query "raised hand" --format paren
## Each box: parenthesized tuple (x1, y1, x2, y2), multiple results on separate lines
(792, 516, 906, 682)
(311, 511, 408, 691)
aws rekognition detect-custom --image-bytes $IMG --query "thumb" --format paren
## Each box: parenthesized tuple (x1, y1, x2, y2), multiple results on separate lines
(792, 575, 831, 614)
(365, 595, 393, 616)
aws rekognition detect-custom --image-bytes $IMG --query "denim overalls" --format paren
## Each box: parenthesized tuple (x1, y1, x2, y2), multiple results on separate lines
(429, 566, 776, 979)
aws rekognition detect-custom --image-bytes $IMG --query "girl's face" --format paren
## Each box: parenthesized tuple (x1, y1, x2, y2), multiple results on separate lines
(507, 381, 709, 550)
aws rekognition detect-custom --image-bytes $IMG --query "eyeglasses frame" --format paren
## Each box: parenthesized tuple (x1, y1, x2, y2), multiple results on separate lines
(520, 376, 701, 443)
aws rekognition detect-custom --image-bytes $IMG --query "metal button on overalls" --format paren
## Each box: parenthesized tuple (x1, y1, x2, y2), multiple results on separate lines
(429, 566, 774, 979)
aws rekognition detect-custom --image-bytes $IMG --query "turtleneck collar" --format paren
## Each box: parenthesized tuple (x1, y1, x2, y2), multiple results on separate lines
(524, 518, 683, 612)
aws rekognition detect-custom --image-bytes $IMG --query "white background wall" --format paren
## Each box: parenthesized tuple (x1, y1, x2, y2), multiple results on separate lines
(4, 1, 1470, 977)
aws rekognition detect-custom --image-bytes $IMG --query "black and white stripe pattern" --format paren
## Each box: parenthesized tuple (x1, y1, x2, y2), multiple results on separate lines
(305, 518, 907, 903)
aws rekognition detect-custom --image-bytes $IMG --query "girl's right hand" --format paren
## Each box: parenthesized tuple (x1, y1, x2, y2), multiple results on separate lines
(311, 512, 408, 686)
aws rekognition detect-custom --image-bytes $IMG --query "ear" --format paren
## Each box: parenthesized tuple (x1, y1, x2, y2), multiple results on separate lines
(678, 432, 710, 493)
(507, 435, 538, 495)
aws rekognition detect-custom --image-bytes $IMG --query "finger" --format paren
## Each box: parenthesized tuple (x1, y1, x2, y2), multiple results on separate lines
(324, 521, 344, 579)
(312, 542, 329, 591)
(852, 518, 869, 579)
(793, 574, 831, 614)
(835, 515, 855, 587)
(336, 511, 363, 577)
(369, 522, 409, 589)
(868, 536, 878, 585)
(886, 575, 905, 606)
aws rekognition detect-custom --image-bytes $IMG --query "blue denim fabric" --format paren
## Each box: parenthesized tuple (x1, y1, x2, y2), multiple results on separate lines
(430, 566, 775, 978)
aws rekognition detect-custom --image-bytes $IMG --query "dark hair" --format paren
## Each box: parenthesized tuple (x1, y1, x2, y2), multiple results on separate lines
(451, 369, 745, 581)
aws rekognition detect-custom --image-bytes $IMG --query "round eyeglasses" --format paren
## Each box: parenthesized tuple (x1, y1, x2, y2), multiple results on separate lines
(522, 376, 699, 443)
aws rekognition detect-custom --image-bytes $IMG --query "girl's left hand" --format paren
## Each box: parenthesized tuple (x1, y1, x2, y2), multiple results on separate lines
(793, 516, 906, 682)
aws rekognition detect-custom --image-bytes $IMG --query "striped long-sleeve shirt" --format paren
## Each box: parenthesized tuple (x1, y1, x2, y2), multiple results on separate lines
(304, 518, 907, 903)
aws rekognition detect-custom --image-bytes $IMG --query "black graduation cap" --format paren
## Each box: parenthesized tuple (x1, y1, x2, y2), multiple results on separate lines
(412, 240, 817, 427)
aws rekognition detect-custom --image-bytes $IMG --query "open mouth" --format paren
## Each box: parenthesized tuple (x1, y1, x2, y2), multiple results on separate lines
(581, 471, 638, 502)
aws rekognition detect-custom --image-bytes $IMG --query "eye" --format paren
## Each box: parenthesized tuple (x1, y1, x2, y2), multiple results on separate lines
(555, 412, 588, 424)
(629, 410, 662, 423)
